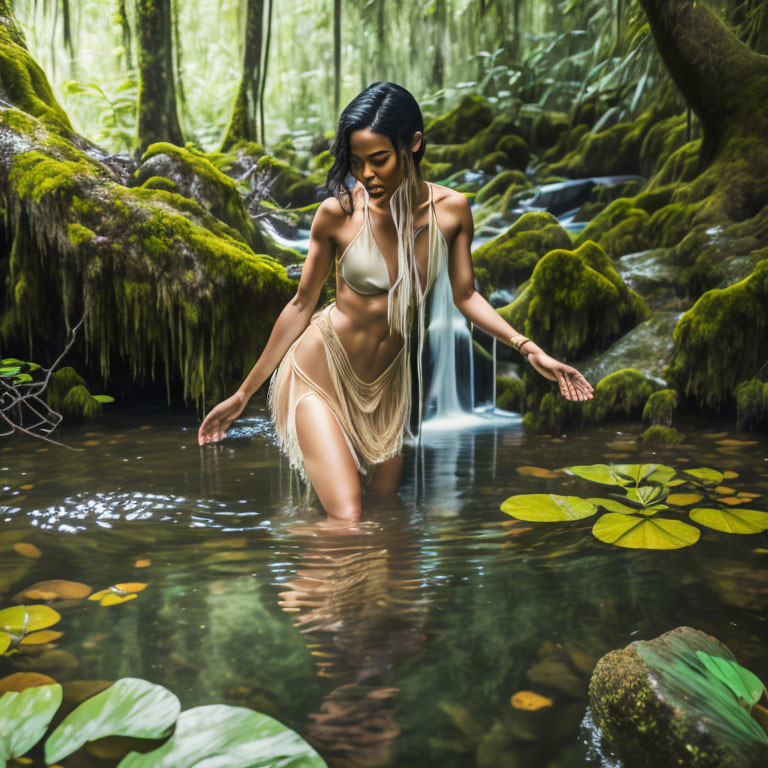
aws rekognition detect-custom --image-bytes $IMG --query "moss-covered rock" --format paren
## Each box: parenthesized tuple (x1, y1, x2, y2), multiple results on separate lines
(139, 175, 178, 193)
(418, 158, 454, 182)
(61, 383, 101, 422)
(734, 378, 768, 431)
(475, 171, 529, 206)
(640, 425, 685, 443)
(517, 107, 570, 154)
(583, 368, 658, 424)
(666, 260, 768, 411)
(45, 365, 86, 412)
(589, 626, 768, 768)
(476, 150, 510, 174)
(255, 154, 324, 207)
(310, 149, 334, 174)
(500, 241, 650, 360)
(642, 388, 678, 426)
(424, 94, 495, 145)
(495, 134, 530, 172)
(496, 376, 524, 412)
(473, 211, 571, 290)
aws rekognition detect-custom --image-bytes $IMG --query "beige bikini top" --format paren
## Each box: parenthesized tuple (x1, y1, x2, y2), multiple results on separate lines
(337, 182, 432, 295)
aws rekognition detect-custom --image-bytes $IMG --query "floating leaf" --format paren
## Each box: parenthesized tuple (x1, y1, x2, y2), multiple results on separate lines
(0, 683, 62, 763)
(592, 513, 700, 549)
(0, 605, 60, 635)
(0, 673, 58, 693)
(715, 439, 758, 447)
(510, 690, 553, 710)
(0, 631, 10, 655)
(45, 678, 181, 764)
(715, 486, 736, 495)
(723, 470, 740, 479)
(92, 395, 115, 403)
(562, 464, 632, 486)
(587, 498, 637, 514)
(666, 493, 703, 506)
(501, 494, 596, 522)
(689, 507, 768, 534)
(89, 583, 147, 606)
(625, 485, 668, 506)
(114, 584, 147, 593)
(117, 704, 328, 768)
(100, 594, 138, 607)
(13, 581, 92, 602)
(515, 466, 561, 478)
(720, 497, 747, 506)
(134, 559, 151, 568)
(19, 630, 63, 645)
(695, 651, 765, 709)
(683, 468, 724, 485)
(13, 543, 41, 559)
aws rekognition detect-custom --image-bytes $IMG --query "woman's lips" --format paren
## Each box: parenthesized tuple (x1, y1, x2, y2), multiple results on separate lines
(368, 186, 383, 192)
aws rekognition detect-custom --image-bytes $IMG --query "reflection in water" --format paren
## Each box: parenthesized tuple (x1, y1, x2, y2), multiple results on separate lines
(277, 497, 428, 767)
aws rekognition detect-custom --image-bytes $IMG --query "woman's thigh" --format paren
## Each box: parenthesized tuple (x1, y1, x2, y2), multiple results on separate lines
(295, 393, 362, 522)
(367, 453, 404, 494)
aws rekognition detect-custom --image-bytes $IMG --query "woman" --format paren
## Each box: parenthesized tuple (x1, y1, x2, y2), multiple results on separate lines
(198, 82, 593, 523)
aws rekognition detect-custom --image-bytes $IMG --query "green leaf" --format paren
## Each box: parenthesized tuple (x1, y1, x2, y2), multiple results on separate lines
(586, 497, 637, 514)
(695, 651, 765, 709)
(625, 485, 668, 506)
(12, 374, 33, 383)
(689, 507, 768, 534)
(561, 464, 631, 486)
(0, 683, 62, 763)
(45, 678, 180, 764)
(118, 705, 328, 768)
(0, 631, 10, 655)
(592, 513, 700, 549)
(500, 494, 596, 522)
(683, 467, 724, 485)
(92, 395, 115, 403)
(0, 605, 60, 635)
(612, 463, 672, 484)
(0, 358, 24, 365)
(0, 366, 21, 376)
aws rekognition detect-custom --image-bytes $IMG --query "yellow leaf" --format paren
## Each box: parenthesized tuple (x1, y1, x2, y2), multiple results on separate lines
(114, 583, 147, 593)
(19, 630, 63, 645)
(720, 497, 747, 505)
(14, 580, 92, 602)
(13, 543, 42, 558)
(714, 486, 736, 494)
(19, 484, 34, 490)
(510, 690, 553, 710)
(667, 493, 702, 506)
(723, 470, 740, 479)
(515, 466, 561, 478)
(88, 589, 112, 601)
(100, 593, 138, 607)
(134, 559, 151, 568)
(0, 671, 57, 692)
(715, 439, 758, 447)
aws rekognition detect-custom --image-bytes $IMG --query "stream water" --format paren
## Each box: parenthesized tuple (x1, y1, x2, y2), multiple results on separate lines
(2, 403, 768, 767)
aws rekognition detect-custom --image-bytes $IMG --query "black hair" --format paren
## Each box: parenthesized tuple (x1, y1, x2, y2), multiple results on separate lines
(325, 82, 426, 214)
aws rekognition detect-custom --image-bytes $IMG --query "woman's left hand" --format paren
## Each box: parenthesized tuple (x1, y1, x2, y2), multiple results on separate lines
(526, 351, 594, 401)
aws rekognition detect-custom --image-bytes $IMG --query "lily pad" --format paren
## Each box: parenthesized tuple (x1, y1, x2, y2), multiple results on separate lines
(666, 493, 703, 506)
(0, 605, 61, 635)
(625, 485, 668, 506)
(501, 494, 597, 522)
(683, 467, 724, 485)
(562, 464, 632, 486)
(0, 683, 62, 763)
(45, 678, 181, 764)
(689, 507, 768, 534)
(587, 498, 637, 514)
(117, 704, 328, 768)
(13, 580, 92, 603)
(592, 513, 700, 549)
(0, 673, 58, 693)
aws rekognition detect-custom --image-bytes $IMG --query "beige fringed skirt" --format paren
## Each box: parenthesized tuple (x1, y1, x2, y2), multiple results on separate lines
(267, 302, 411, 502)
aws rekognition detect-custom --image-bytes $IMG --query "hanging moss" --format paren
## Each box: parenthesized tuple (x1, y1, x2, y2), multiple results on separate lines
(640, 425, 686, 443)
(472, 211, 571, 290)
(734, 379, 768, 431)
(665, 259, 768, 411)
(67, 222, 95, 245)
(424, 94, 494, 145)
(61, 383, 102, 422)
(45, 365, 86, 412)
(642, 389, 678, 426)
(583, 368, 658, 424)
(255, 155, 324, 207)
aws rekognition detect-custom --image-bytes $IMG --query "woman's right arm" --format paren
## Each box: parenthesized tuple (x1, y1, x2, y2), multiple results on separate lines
(199, 198, 342, 445)
(235, 197, 340, 401)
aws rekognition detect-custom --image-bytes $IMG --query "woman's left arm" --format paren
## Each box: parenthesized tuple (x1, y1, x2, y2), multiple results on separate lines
(445, 192, 594, 402)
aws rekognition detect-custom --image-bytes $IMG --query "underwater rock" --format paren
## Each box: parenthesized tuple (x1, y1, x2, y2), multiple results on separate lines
(424, 94, 495, 145)
(666, 259, 768, 411)
(473, 211, 571, 291)
(44, 367, 100, 422)
(589, 626, 768, 768)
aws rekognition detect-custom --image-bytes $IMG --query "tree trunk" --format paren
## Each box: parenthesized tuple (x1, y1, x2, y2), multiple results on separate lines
(220, 0, 264, 152)
(259, 0, 273, 146)
(638, 0, 768, 162)
(333, 0, 341, 118)
(116, 0, 133, 71)
(135, 0, 184, 155)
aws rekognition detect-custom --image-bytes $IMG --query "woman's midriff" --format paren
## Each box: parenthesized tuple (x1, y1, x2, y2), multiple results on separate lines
(290, 278, 404, 408)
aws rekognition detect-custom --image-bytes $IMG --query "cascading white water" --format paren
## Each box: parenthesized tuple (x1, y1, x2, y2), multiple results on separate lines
(419, 256, 519, 433)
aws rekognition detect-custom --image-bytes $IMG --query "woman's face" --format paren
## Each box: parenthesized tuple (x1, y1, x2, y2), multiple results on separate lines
(348, 128, 421, 200)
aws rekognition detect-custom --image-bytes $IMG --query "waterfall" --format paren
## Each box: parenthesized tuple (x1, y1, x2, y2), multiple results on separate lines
(419, 257, 520, 433)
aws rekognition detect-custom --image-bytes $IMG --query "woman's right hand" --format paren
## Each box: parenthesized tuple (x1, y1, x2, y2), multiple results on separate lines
(198, 391, 248, 445)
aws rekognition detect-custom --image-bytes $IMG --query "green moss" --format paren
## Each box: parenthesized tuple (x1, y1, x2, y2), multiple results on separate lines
(140, 175, 178, 192)
(583, 368, 658, 424)
(46, 365, 86, 412)
(476, 150, 509, 174)
(495, 134, 530, 171)
(67, 222, 95, 245)
(255, 154, 323, 207)
(61, 383, 101, 422)
(473, 211, 571, 290)
(640, 425, 685, 443)
(310, 149, 334, 174)
(425, 94, 494, 145)
(734, 378, 768, 431)
(666, 259, 768, 410)
(419, 158, 453, 181)
(475, 171, 529, 205)
(496, 376, 524, 412)
(642, 389, 678, 426)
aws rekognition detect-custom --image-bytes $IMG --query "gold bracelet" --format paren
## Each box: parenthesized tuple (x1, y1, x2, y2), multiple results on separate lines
(509, 334, 531, 355)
